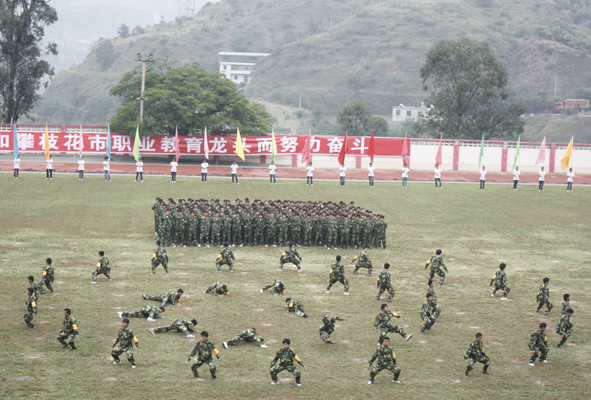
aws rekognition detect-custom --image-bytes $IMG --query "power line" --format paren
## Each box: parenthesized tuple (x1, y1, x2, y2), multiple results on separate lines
(176, 0, 195, 17)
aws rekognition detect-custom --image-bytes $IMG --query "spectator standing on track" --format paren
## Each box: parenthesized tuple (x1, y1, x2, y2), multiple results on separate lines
(13, 155, 20, 179)
(339, 163, 346, 186)
(103, 157, 111, 181)
(170, 160, 178, 183)
(538, 167, 546, 191)
(567, 168, 575, 192)
(479, 166, 487, 190)
(512, 166, 520, 190)
(201, 159, 209, 183)
(269, 160, 277, 184)
(231, 161, 239, 184)
(78, 156, 85, 180)
(46, 155, 53, 179)
(434, 165, 442, 189)
(368, 163, 375, 187)
(135, 158, 143, 182)
(306, 162, 314, 186)
(401, 164, 409, 188)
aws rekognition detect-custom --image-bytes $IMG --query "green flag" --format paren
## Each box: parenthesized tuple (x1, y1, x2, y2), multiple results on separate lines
(512, 135, 521, 170)
(478, 134, 484, 168)
(132, 125, 140, 161)
(271, 129, 277, 161)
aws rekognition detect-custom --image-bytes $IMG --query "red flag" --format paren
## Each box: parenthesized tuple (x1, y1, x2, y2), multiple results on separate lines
(175, 126, 180, 162)
(368, 131, 375, 163)
(300, 130, 311, 164)
(435, 133, 442, 167)
(401, 133, 409, 167)
(338, 132, 348, 165)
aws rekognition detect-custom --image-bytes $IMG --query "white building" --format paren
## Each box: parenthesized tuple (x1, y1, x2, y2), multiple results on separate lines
(218, 51, 270, 84)
(392, 103, 429, 121)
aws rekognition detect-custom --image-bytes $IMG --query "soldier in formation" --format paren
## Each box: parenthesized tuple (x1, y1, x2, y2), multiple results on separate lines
(222, 328, 267, 348)
(368, 337, 402, 385)
(260, 279, 285, 295)
(536, 277, 553, 315)
(111, 318, 139, 368)
(374, 304, 412, 344)
(151, 240, 169, 275)
(58, 308, 79, 350)
(142, 289, 183, 307)
(326, 255, 350, 295)
(425, 249, 448, 286)
(319, 314, 344, 344)
(419, 293, 437, 334)
(269, 339, 307, 386)
(490, 263, 510, 299)
(151, 198, 386, 249)
(188, 331, 222, 379)
(528, 322, 549, 366)
(464, 333, 490, 376)
(118, 306, 165, 321)
(41, 258, 55, 293)
(286, 298, 308, 318)
(91, 251, 111, 283)
(376, 263, 394, 302)
(556, 309, 574, 348)
(216, 242, 235, 272)
(204, 282, 229, 296)
(150, 319, 198, 337)
(427, 280, 441, 320)
(24, 288, 37, 328)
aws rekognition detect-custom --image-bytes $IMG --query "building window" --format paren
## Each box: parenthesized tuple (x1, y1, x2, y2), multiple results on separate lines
(223, 65, 227, 70)
(396, 110, 401, 116)
(232, 75, 237, 80)
(418, 111, 423, 117)
(231, 65, 251, 71)
(406, 110, 412, 117)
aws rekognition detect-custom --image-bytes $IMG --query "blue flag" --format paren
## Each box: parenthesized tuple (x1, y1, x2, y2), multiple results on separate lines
(13, 124, 19, 159)
(106, 124, 111, 159)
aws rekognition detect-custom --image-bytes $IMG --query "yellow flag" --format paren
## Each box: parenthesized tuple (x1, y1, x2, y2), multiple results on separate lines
(560, 137, 573, 170)
(44, 124, 50, 160)
(235, 128, 245, 161)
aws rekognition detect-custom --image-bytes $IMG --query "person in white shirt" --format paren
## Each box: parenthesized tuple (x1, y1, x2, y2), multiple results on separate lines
(367, 162, 375, 187)
(170, 160, 178, 183)
(434, 165, 442, 189)
(306, 162, 314, 186)
(479, 166, 487, 190)
(103, 157, 111, 181)
(135, 158, 143, 182)
(567, 168, 575, 192)
(13, 156, 20, 179)
(512, 166, 520, 190)
(78, 156, 85, 180)
(538, 167, 546, 191)
(402, 164, 409, 188)
(231, 161, 239, 184)
(46, 155, 53, 179)
(269, 160, 277, 184)
(201, 159, 209, 183)
(339, 163, 346, 186)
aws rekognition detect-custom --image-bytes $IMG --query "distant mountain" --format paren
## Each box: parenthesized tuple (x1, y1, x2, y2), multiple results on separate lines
(30, 0, 591, 142)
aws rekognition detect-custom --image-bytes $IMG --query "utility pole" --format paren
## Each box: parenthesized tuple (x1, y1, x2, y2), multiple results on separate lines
(136, 53, 153, 122)
(176, 0, 196, 17)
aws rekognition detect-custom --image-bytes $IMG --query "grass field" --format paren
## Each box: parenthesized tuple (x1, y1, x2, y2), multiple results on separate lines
(1, 174, 590, 399)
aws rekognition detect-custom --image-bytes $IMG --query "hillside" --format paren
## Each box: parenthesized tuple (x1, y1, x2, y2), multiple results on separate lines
(29, 0, 591, 141)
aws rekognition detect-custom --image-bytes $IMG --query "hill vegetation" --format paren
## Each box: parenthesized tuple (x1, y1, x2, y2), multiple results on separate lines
(28, 0, 591, 141)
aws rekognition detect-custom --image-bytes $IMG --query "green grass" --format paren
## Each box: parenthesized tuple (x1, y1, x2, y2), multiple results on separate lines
(1, 174, 590, 399)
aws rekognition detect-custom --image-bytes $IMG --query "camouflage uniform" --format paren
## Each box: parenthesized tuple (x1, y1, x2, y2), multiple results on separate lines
(374, 311, 408, 343)
(353, 250, 373, 275)
(420, 300, 436, 332)
(29, 280, 45, 297)
(528, 329, 549, 363)
(428, 287, 441, 319)
(376, 268, 394, 301)
(210, 217, 221, 246)
(561, 300, 570, 317)
(425, 254, 447, 285)
(92, 256, 111, 282)
(154, 319, 196, 335)
(279, 246, 302, 271)
(216, 247, 235, 272)
(151, 245, 169, 274)
(200, 214, 211, 245)
(24, 294, 37, 328)
(490, 269, 510, 297)
(326, 262, 349, 293)
(187, 214, 197, 245)
(205, 282, 228, 296)
(319, 315, 343, 343)
(536, 283, 553, 314)
(464, 340, 490, 375)
(556, 314, 573, 347)
(261, 279, 285, 294)
(112, 327, 139, 366)
(269, 347, 305, 384)
(189, 340, 221, 378)
(41, 263, 54, 293)
(122, 306, 163, 319)
(368, 344, 401, 383)
(145, 291, 182, 306)
(287, 300, 308, 318)
(226, 328, 264, 346)
(57, 315, 79, 348)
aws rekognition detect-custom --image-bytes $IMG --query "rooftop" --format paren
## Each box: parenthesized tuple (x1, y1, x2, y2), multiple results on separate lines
(218, 52, 270, 57)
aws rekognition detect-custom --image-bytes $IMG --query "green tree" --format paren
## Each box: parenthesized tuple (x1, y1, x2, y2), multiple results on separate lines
(94, 39, 116, 69)
(336, 101, 388, 136)
(416, 37, 525, 140)
(109, 58, 273, 136)
(0, 0, 58, 123)
(117, 24, 129, 38)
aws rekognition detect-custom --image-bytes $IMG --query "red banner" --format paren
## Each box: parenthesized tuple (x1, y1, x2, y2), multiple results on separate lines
(0, 131, 410, 157)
